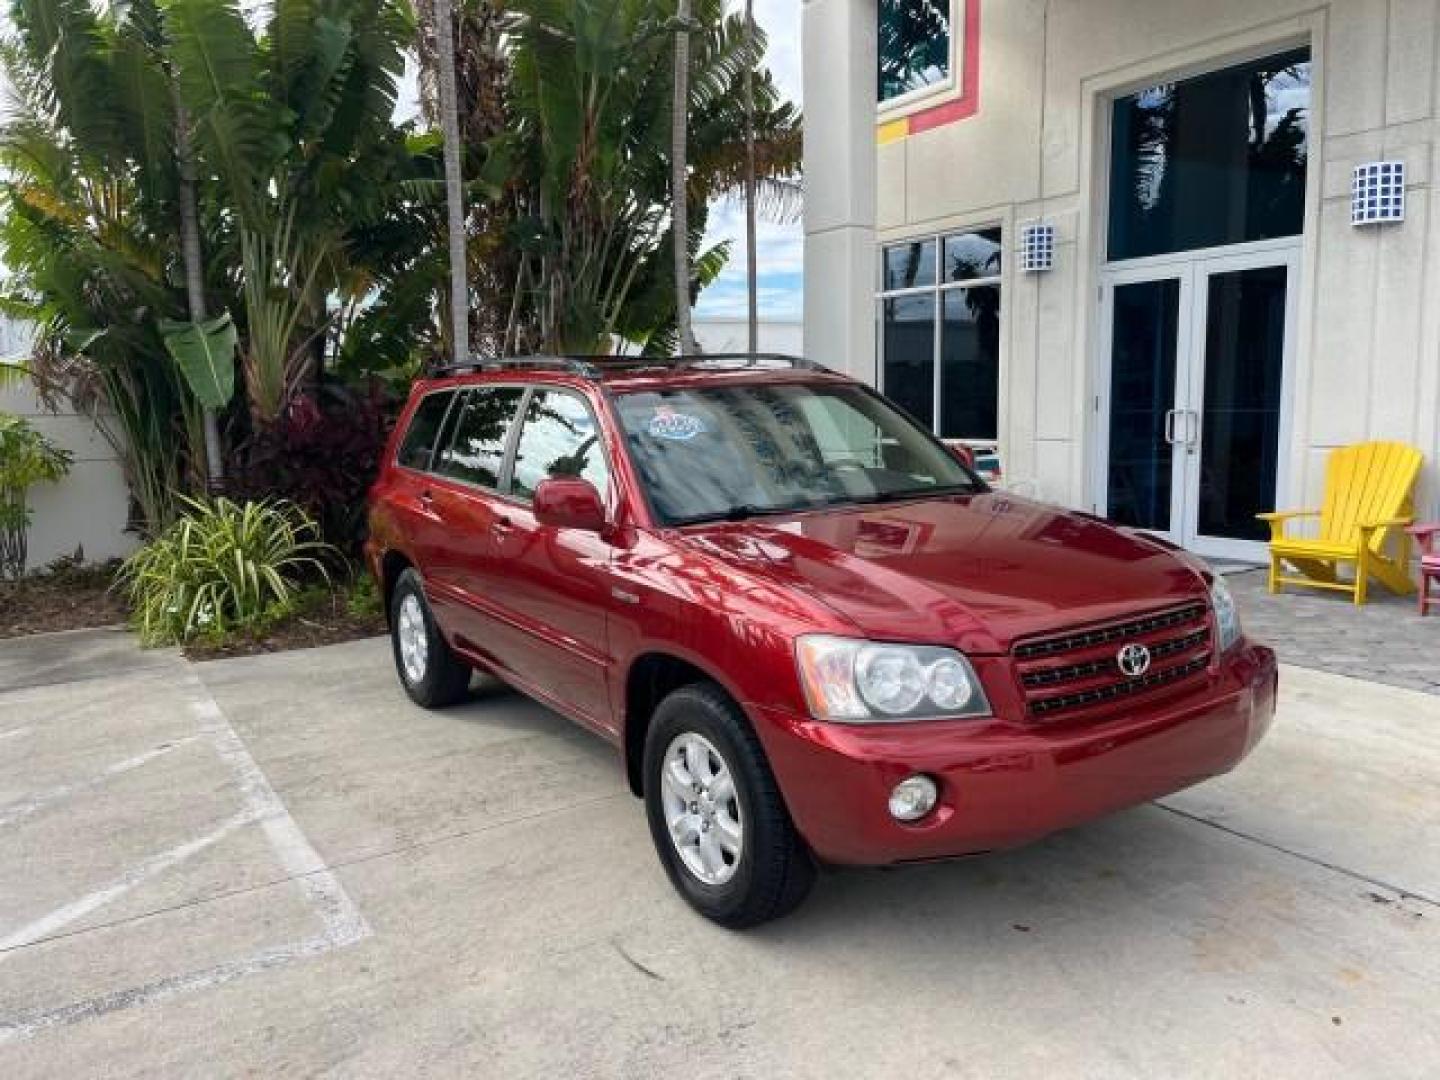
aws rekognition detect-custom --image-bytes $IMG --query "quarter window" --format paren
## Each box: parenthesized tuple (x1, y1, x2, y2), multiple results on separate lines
(878, 0, 953, 104)
(510, 390, 610, 502)
(396, 391, 454, 472)
(878, 228, 1002, 442)
(435, 387, 524, 488)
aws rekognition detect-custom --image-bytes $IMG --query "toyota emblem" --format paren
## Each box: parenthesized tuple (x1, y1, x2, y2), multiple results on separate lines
(1117, 643, 1152, 679)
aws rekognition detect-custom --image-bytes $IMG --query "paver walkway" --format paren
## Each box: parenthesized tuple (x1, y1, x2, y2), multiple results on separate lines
(1224, 567, 1440, 695)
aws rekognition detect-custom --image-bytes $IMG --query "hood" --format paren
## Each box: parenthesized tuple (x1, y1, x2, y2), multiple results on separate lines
(680, 493, 1210, 654)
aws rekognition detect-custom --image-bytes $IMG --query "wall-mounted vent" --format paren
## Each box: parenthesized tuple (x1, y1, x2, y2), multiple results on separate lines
(1020, 224, 1055, 272)
(1352, 162, 1406, 225)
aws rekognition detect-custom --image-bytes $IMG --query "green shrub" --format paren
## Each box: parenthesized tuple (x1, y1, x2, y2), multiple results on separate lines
(0, 413, 73, 580)
(118, 497, 335, 646)
(345, 573, 384, 620)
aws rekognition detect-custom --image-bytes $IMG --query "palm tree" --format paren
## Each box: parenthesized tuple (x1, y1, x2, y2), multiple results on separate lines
(431, 0, 470, 365)
(743, 0, 758, 354)
(174, 98, 225, 491)
(672, 0, 695, 355)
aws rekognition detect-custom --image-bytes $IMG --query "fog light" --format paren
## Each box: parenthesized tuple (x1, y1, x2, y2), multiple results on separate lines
(889, 775, 938, 822)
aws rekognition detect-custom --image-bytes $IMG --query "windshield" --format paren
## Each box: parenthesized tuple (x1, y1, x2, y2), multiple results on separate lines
(613, 382, 984, 526)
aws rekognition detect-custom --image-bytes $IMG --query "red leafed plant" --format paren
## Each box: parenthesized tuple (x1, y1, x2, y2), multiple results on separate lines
(233, 385, 397, 555)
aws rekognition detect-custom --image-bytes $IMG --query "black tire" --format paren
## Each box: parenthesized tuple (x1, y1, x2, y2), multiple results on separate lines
(643, 683, 815, 928)
(389, 568, 472, 708)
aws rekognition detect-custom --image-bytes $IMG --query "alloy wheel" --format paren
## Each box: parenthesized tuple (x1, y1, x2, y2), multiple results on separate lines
(660, 732, 743, 886)
(397, 593, 429, 685)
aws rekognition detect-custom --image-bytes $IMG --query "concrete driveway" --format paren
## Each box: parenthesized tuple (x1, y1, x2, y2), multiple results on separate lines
(1, 630, 1436, 1078)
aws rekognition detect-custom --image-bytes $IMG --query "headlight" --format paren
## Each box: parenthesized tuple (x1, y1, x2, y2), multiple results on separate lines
(795, 635, 991, 722)
(1211, 576, 1242, 652)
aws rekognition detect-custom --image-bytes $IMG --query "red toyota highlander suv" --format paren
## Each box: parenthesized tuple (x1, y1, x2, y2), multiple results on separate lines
(365, 355, 1277, 927)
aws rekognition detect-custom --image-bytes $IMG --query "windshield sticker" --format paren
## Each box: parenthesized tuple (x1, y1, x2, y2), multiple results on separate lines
(647, 407, 707, 441)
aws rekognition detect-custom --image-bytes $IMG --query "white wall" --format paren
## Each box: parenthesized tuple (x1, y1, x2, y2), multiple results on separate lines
(1, 322, 135, 571)
(807, 0, 1440, 519)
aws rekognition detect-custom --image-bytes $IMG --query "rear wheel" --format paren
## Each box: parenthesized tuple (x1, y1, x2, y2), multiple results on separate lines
(390, 569, 471, 708)
(643, 683, 814, 928)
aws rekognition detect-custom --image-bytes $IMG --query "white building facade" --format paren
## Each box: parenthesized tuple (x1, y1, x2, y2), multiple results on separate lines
(803, 0, 1440, 562)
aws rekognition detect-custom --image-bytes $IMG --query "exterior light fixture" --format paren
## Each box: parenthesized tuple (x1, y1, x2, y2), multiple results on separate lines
(1352, 162, 1406, 225)
(1020, 224, 1055, 272)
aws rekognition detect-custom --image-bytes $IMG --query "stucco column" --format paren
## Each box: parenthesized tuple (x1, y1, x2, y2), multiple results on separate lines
(802, 0, 877, 383)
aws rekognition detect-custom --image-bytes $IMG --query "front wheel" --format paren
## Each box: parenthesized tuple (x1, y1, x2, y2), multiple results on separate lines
(643, 683, 815, 928)
(390, 569, 472, 708)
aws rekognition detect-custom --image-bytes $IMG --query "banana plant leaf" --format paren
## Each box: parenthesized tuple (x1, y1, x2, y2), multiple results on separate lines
(160, 313, 238, 410)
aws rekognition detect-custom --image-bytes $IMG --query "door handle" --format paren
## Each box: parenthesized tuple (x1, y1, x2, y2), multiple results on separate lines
(1164, 409, 1179, 446)
(491, 514, 513, 535)
(1184, 409, 1200, 451)
(418, 489, 435, 510)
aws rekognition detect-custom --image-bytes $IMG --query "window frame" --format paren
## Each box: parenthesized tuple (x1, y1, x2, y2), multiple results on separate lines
(393, 388, 458, 475)
(503, 386, 613, 508)
(428, 383, 528, 493)
(876, 0, 962, 117)
(1103, 45, 1313, 265)
(876, 226, 1004, 444)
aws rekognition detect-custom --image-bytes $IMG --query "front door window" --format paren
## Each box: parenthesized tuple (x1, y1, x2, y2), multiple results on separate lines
(1100, 255, 1295, 560)
(1106, 279, 1181, 532)
(1195, 266, 1288, 543)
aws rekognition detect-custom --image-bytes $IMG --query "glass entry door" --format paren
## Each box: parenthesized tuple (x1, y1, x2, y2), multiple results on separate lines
(1097, 248, 1297, 562)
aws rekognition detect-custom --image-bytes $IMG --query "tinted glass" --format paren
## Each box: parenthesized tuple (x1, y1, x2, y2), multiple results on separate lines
(940, 285, 1000, 439)
(881, 294, 936, 428)
(435, 387, 523, 488)
(615, 383, 980, 526)
(882, 239, 937, 291)
(1197, 266, 1287, 542)
(1109, 49, 1310, 261)
(879, 0, 951, 103)
(943, 229, 1002, 283)
(1107, 279, 1180, 531)
(396, 391, 454, 471)
(511, 390, 610, 502)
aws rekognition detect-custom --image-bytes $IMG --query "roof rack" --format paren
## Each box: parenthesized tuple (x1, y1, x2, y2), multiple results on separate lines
(427, 353, 823, 380)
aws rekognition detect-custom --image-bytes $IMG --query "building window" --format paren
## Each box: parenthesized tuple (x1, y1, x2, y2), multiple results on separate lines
(1108, 47, 1311, 261)
(878, 228, 1002, 441)
(878, 0, 953, 105)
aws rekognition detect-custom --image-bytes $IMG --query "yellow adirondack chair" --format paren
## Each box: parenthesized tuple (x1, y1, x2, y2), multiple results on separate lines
(1257, 441, 1422, 605)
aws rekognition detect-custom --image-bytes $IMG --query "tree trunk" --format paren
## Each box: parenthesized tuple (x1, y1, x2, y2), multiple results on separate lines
(672, 0, 695, 355)
(174, 97, 225, 492)
(433, 0, 471, 366)
(744, 0, 759, 355)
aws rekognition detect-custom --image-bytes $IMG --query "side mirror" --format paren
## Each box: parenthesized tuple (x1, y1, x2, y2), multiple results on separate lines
(942, 439, 976, 469)
(533, 477, 607, 534)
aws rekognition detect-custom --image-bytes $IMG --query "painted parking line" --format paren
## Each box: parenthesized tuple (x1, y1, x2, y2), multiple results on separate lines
(0, 671, 370, 1044)
(0, 809, 257, 955)
(0, 737, 199, 830)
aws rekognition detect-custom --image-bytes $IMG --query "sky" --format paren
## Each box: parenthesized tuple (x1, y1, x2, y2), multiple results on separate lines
(693, 0, 805, 325)
(1, 0, 807, 323)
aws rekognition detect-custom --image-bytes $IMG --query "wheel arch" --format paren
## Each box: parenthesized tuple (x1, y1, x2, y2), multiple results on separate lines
(622, 649, 752, 798)
(378, 549, 415, 622)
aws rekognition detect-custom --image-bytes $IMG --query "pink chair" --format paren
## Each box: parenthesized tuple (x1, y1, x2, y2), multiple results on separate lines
(1409, 524, 1440, 615)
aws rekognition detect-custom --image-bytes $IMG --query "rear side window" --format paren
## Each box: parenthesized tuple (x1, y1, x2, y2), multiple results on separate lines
(436, 386, 525, 488)
(511, 390, 610, 502)
(396, 391, 454, 471)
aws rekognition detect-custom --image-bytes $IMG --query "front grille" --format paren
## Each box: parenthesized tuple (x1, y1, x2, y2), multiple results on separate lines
(1014, 603, 1212, 721)
(1014, 603, 1207, 660)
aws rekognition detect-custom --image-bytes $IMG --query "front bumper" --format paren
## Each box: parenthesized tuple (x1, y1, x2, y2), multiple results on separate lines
(753, 642, 1278, 866)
